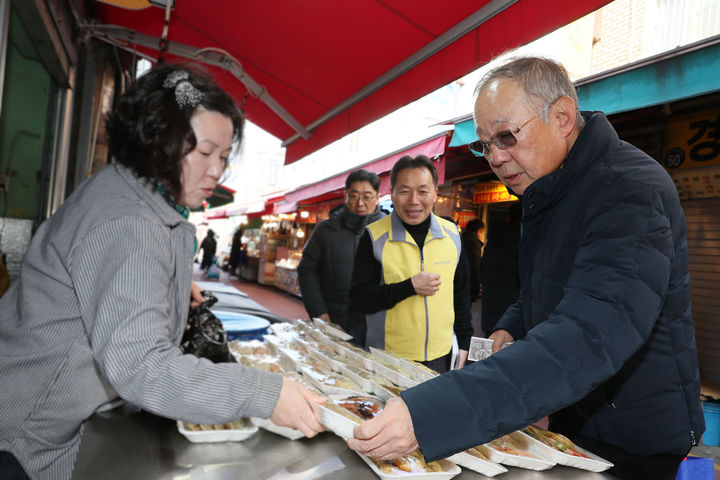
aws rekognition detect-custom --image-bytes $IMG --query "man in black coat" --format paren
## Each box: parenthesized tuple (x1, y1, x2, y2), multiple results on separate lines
(480, 203, 521, 335)
(348, 56, 703, 480)
(298, 169, 386, 345)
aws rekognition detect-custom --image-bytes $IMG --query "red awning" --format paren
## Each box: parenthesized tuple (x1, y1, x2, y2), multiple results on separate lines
(88, 1, 611, 164)
(285, 133, 447, 205)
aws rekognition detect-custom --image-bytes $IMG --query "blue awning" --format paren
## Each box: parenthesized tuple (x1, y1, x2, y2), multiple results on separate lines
(576, 39, 720, 114)
(448, 38, 720, 147)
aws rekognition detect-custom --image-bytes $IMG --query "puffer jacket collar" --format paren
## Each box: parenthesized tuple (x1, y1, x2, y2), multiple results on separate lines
(521, 112, 616, 221)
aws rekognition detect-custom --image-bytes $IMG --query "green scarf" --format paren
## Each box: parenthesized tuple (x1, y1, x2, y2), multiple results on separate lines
(156, 183, 198, 253)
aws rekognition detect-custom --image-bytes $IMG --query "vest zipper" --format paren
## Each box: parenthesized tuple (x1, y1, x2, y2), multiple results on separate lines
(420, 249, 429, 362)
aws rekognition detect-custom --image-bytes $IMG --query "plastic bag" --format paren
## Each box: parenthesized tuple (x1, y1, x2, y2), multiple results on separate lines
(675, 456, 714, 480)
(180, 291, 236, 363)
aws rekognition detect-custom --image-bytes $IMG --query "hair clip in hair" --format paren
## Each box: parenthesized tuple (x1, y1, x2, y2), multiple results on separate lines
(163, 70, 203, 109)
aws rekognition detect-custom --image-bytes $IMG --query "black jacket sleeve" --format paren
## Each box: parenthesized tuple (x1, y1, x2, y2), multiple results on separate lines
(453, 247, 474, 351)
(297, 224, 328, 317)
(349, 230, 415, 313)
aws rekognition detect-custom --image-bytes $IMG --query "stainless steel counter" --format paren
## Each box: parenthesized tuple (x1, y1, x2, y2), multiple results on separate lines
(72, 404, 616, 480)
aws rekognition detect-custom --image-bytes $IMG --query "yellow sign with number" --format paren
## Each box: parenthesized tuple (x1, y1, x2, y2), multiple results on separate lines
(663, 107, 720, 170)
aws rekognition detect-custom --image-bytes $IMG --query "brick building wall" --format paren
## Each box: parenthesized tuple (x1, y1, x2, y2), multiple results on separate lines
(589, 0, 647, 73)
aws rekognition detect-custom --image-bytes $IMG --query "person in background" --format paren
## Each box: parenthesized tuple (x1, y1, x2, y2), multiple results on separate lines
(350, 155, 473, 373)
(480, 202, 521, 335)
(297, 169, 386, 345)
(0, 63, 324, 480)
(228, 226, 244, 276)
(348, 56, 703, 480)
(198, 228, 217, 272)
(461, 218, 484, 336)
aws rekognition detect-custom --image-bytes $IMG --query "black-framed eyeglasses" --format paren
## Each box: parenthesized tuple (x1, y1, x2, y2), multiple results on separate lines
(346, 192, 378, 203)
(468, 102, 552, 158)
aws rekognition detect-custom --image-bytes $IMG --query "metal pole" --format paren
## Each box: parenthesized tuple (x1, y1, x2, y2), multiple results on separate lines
(0, 0, 11, 119)
(82, 24, 311, 140)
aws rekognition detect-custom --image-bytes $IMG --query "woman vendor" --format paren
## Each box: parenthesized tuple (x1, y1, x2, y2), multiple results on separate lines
(0, 63, 325, 480)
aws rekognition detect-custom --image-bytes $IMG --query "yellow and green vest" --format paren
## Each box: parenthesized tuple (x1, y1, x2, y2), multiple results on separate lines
(365, 212, 461, 361)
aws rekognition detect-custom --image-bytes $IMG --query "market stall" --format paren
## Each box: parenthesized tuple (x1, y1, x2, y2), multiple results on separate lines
(73, 405, 614, 480)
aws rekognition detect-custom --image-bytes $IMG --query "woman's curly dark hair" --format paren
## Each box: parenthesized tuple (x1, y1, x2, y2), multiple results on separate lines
(106, 63, 244, 200)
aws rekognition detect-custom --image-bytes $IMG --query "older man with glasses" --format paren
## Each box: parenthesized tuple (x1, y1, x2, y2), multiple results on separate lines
(348, 56, 703, 480)
(298, 169, 386, 345)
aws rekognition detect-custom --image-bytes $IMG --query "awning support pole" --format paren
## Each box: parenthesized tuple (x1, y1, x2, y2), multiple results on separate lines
(281, 0, 518, 147)
(81, 23, 312, 140)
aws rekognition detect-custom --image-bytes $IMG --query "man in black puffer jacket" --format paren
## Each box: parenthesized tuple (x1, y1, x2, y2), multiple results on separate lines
(348, 56, 704, 480)
(298, 169, 386, 345)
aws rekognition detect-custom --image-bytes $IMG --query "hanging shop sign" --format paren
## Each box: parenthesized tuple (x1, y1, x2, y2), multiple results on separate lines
(663, 107, 720, 170)
(473, 182, 513, 204)
(454, 210, 477, 229)
(670, 165, 720, 200)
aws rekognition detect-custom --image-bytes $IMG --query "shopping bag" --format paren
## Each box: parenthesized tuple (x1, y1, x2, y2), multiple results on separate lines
(180, 291, 235, 363)
(207, 263, 221, 279)
(675, 456, 714, 480)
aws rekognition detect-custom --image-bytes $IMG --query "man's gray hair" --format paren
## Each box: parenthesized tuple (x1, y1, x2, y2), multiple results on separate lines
(474, 56, 583, 127)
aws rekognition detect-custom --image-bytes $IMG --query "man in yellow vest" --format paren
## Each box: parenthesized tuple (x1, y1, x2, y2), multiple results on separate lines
(350, 155, 472, 373)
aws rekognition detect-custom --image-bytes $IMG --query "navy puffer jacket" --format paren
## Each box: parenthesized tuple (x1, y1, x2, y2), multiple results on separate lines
(402, 112, 704, 460)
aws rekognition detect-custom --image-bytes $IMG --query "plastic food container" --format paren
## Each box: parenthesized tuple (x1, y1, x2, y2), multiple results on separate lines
(356, 453, 461, 480)
(516, 428, 614, 472)
(212, 310, 270, 341)
(250, 417, 305, 440)
(447, 448, 508, 477)
(484, 432, 556, 471)
(176, 420, 258, 443)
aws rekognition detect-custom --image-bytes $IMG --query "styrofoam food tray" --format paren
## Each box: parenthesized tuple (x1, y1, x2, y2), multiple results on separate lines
(336, 363, 377, 394)
(517, 429, 613, 472)
(277, 346, 309, 372)
(312, 317, 353, 341)
(447, 448, 507, 477)
(299, 365, 365, 397)
(484, 432, 556, 471)
(177, 420, 258, 443)
(356, 453, 461, 480)
(334, 342, 376, 371)
(250, 416, 305, 440)
(307, 348, 347, 373)
(370, 359, 417, 389)
(311, 400, 360, 439)
(369, 347, 437, 382)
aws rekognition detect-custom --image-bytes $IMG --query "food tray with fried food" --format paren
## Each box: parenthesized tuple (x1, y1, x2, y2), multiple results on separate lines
(312, 317, 354, 341)
(307, 327, 339, 350)
(357, 451, 460, 479)
(276, 346, 310, 373)
(336, 363, 377, 394)
(261, 333, 287, 354)
(307, 348, 350, 373)
(334, 340, 377, 371)
(369, 358, 418, 389)
(299, 364, 366, 396)
(237, 354, 287, 374)
(369, 347, 438, 383)
(313, 394, 385, 439)
(484, 432, 556, 471)
(250, 416, 305, 440)
(177, 419, 258, 443)
(519, 425, 614, 472)
(229, 339, 272, 357)
(374, 382, 407, 401)
(447, 444, 508, 477)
